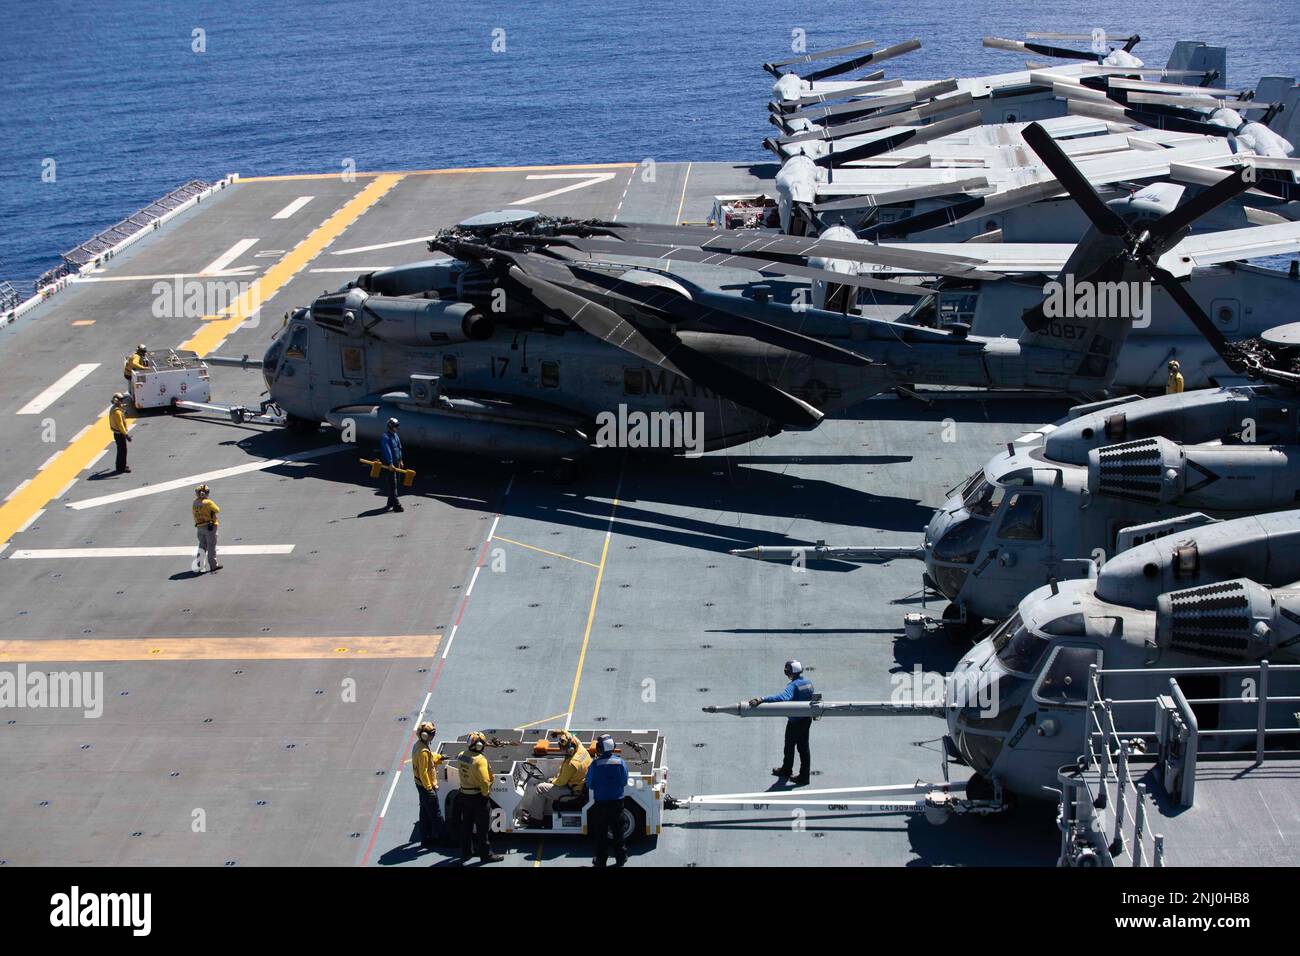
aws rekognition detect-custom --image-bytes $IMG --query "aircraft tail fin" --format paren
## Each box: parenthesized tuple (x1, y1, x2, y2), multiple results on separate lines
(1164, 40, 1228, 86)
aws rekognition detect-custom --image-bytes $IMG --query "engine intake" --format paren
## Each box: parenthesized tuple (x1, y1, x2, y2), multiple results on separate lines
(1155, 578, 1300, 661)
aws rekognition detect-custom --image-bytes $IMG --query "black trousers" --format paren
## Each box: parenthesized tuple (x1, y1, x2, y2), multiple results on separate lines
(589, 799, 626, 866)
(384, 468, 400, 507)
(458, 791, 492, 860)
(416, 783, 446, 847)
(781, 719, 811, 776)
(114, 433, 128, 471)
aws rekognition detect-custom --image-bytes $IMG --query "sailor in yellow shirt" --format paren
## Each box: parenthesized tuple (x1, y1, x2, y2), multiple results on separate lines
(455, 732, 503, 864)
(123, 345, 151, 390)
(520, 730, 591, 825)
(109, 393, 132, 474)
(1166, 359, 1185, 395)
(411, 721, 448, 849)
(191, 484, 222, 573)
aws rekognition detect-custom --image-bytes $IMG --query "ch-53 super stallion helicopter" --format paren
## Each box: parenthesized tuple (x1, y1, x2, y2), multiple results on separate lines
(696, 507, 1300, 831)
(210, 121, 1256, 475)
(740, 322, 1300, 635)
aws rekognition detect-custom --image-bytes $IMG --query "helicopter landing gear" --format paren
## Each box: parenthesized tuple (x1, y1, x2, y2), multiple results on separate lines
(941, 603, 984, 642)
(285, 414, 321, 435)
(964, 773, 995, 802)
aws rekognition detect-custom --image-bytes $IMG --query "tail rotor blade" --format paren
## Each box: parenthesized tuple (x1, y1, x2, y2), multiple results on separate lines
(1148, 166, 1254, 245)
(1020, 122, 1129, 237)
(1148, 264, 1244, 372)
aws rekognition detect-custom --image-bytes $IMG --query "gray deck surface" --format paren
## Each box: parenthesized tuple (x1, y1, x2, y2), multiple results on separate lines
(0, 160, 1098, 868)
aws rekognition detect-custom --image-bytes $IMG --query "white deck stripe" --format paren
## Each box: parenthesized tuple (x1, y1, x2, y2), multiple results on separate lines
(17, 364, 100, 415)
(272, 196, 314, 220)
(200, 238, 259, 275)
(329, 235, 437, 256)
(67, 445, 348, 510)
(508, 172, 618, 205)
(9, 546, 295, 559)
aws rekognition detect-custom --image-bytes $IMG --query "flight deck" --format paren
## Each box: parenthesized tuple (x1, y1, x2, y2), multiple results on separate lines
(0, 160, 1101, 867)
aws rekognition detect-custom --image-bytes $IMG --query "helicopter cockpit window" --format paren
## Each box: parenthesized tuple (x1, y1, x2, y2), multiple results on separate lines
(989, 612, 1022, 655)
(963, 477, 1004, 517)
(1033, 645, 1102, 706)
(993, 616, 1049, 675)
(902, 293, 938, 327)
(441, 355, 458, 379)
(997, 492, 1043, 541)
(541, 361, 560, 388)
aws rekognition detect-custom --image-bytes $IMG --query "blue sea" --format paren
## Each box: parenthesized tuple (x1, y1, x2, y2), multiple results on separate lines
(1, 0, 1296, 289)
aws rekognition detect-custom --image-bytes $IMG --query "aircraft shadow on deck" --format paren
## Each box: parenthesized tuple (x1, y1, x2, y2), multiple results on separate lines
(208, 429, 932, 558)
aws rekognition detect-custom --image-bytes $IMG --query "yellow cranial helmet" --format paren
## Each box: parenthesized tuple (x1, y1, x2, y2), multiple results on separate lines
(468, 731, 487, 752)
(195, 484, 210, 496)
(417, 721, 436, 741)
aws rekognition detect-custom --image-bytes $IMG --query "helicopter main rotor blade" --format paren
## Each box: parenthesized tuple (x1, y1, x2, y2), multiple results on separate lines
(557, 237, 931, 296)
(801, 38, 921, 82)
(1020, 121, 1129, 238)
(565, 264, 876, 368)
(598, 222, 996, 278)
(500, 253, 823, 427)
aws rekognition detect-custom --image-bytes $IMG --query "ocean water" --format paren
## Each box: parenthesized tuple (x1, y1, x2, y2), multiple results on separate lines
(0, 0, 1296, 289)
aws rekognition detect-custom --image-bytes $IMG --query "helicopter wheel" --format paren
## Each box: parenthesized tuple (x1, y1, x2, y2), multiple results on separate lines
(964, 773, 995, 802)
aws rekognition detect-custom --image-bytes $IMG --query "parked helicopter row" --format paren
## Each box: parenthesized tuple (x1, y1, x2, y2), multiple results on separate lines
(701, 32, 1300, 834)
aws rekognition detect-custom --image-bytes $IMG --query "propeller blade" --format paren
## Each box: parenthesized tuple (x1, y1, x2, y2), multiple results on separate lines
(765, 38, 876, 73)
(813, 176, 990, 213)
(775, 74, 892, 109)
(812, 111, 981, 167)
(983, 36, 1097, 61)
(780, 91, 972, 145)
(1147, 166, 1254, 245)
(1020, 122, 1129, 237)
(1148, 263, 1244, 372)
(803, 38, 920, 82)
(566, 265, 875, 367)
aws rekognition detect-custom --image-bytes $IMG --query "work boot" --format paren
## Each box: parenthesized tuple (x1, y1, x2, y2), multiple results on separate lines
(481, 852, 504, 864)
(210, 565, 223, 573)
(791, 773, 810, 786)
(771, 766, 792, 777)
(615, 854, 627, 867)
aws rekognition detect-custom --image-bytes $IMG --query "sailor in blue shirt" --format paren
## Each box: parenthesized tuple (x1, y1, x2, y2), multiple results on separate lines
(585, 734, 630, 867)
(749, 660, 814, 785)
(379, 417, 405, 513)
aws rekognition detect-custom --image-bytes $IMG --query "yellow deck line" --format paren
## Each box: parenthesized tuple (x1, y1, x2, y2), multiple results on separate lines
(0, 174, 402, 548)
(512, 711, 572, 732)
(674, 162, 693, 225)
(0, 634, 440, 662)
(564, 466, 625, 723)
(492, 535, 600, 569)
(240, 162, 636, 183)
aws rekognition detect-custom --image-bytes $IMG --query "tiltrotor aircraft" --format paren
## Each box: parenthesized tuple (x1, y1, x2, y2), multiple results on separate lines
(705, 507, 1300, 814)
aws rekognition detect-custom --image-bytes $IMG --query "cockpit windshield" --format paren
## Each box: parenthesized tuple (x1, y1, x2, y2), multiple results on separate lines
(991, 612, 1048, 675)
(962, 476, 1004, 517)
